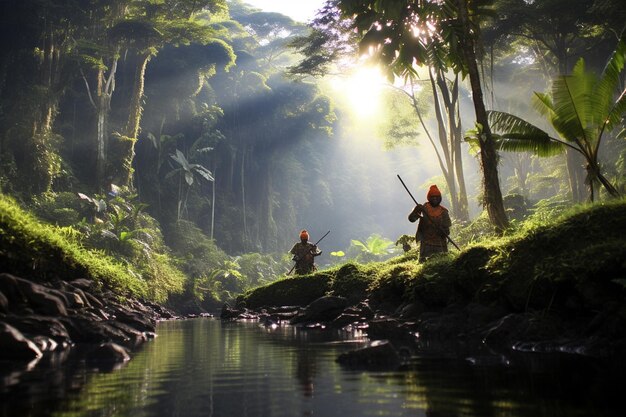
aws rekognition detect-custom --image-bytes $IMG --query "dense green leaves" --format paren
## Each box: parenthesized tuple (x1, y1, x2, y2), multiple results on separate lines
(488, 33, 626, 200)
(486, 111, 565, 157)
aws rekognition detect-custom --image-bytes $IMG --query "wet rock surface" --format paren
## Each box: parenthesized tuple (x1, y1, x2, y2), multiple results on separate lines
(0, 272, 180, 386)
(223, 288, 626, 371)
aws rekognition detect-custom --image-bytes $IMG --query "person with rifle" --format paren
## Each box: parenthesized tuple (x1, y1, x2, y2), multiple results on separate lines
(289, 230, 322, 275)
(408, 184, 452, 262)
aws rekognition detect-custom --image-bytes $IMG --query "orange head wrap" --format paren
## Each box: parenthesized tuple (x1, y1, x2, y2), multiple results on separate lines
(299, 230, 309, 240)
(427, 184, 441, 199)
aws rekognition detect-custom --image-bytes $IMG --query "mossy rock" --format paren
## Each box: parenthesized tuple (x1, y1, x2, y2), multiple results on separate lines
(329, 263, 373, 303)
(368, 264, 416, 305)
(500, 274, 555, 312)
(411, 275, 457, 308)
(243, 273, 331, 309)
(240, 200, 626, 318)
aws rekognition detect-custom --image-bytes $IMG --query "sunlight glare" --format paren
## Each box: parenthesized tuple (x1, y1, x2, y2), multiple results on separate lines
(332, 67, 387, 119)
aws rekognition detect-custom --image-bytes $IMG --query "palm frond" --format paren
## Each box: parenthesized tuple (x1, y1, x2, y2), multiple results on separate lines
(548, 70, 595, 145)
(595, 32, 626, 122)
(488, 111, 564, 157)
(532, 92, 555, 119)
(605, 89, 626, 132)
(496, 133, 565, 157)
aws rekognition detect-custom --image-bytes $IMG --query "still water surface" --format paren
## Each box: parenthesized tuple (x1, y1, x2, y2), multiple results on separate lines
(1, 319, 621, 417)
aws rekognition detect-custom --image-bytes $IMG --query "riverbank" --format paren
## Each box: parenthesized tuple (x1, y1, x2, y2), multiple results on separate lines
(236, 200, 626, 365)
(2, 195, 625, 377)
(0, 194, 187, 380)
(0, 272, 174, 362)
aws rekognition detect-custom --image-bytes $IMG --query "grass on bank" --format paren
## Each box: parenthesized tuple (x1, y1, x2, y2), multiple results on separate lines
(0, 194, 149, 298)
(242, 199, 626, 312)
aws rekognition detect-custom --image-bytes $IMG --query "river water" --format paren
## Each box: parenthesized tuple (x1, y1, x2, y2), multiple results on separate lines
(1, 319, 622, 417)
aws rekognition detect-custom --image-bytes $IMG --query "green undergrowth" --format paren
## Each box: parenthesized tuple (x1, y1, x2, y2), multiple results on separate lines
(0, 194, 148, 298)
(242, 199, 626, 313)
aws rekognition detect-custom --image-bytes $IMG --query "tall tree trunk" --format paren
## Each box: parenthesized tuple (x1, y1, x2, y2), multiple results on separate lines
(453, 131, 470, 221)
(125, 52, 151, 139)
(95, 91, 109, 189)
(110, 51, 151, 188)
(80, 52, 117, 191)
(241, 144, 248, 251)
(28, 23, 63, 193)
(93, 58, 117, 191)
(211, 163, 216, 240)
(440, 71, 470, 221)
(565, 149, 585, 202)
(456, 0, 508, 231)
(428, 70, 459, 216)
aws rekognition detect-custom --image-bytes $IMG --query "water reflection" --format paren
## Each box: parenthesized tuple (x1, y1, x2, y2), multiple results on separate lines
(0, 319, 621, 417)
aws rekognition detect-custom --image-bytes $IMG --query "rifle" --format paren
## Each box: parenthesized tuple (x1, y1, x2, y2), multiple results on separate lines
(287, 230, 331, 275)
(397, 174, 460, 251)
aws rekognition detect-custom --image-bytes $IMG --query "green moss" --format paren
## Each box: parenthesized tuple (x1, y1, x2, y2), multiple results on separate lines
(243, 273, 331, 309)
(0, 194, 147, 297)
(329, 262, 375, 302)
(241, 199, 626, 314)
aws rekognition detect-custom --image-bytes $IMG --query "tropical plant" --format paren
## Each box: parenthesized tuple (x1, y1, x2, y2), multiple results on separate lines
(235, 252, 290, 287)
(395, 234, 416, 253)
(484, 33, 626, 201)
(193, 261, 245, 307)
(349, 234, 396, 262)
(167, 149, 214, 220)
(77, 192, 107, 221)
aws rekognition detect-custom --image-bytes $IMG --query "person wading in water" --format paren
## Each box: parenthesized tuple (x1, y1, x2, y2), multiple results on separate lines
(408, 185, 452, 262)
(289, 230, 322, 275)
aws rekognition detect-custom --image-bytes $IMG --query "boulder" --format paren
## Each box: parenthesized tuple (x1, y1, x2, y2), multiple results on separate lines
(88, 342, 131, 370)
(0, 322, 42, 361)
(291, 296, 348, 324)
(330, 313, 361, 328)
(60, 317, 131, 345)
(481, 313, 526, 349)
(68, 278, 94, 291)
(114, 310, 156, 333)
(0, 290, 8, 313)
(13, 277, 68, 316)
(343, 300, 375, 319)
(61, 290, 87, 309)
(98, 342, 130, 361)
(395, 302, 425, 319)
(336, 340, 401, 369)
(107, 321, 148, 347)
(83, 292, 104, 308)
(31, 335, 59, 352)
(220, 304, 245, 320)
(0, 274, 23, 304)
(2, 315, 71, 345)
(367, 318, 407, 340)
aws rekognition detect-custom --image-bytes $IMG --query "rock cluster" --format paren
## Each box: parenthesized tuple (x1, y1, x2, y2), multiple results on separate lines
(222, 290, 626, 371)
(0, 272, 176, 380)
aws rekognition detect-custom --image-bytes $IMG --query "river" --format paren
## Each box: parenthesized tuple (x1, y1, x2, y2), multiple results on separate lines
(0, 319, 621, 417)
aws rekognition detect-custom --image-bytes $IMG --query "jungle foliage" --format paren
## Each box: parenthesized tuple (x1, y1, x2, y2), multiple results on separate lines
(242, 199, 626, 318)
(0, 0, 624, 311)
